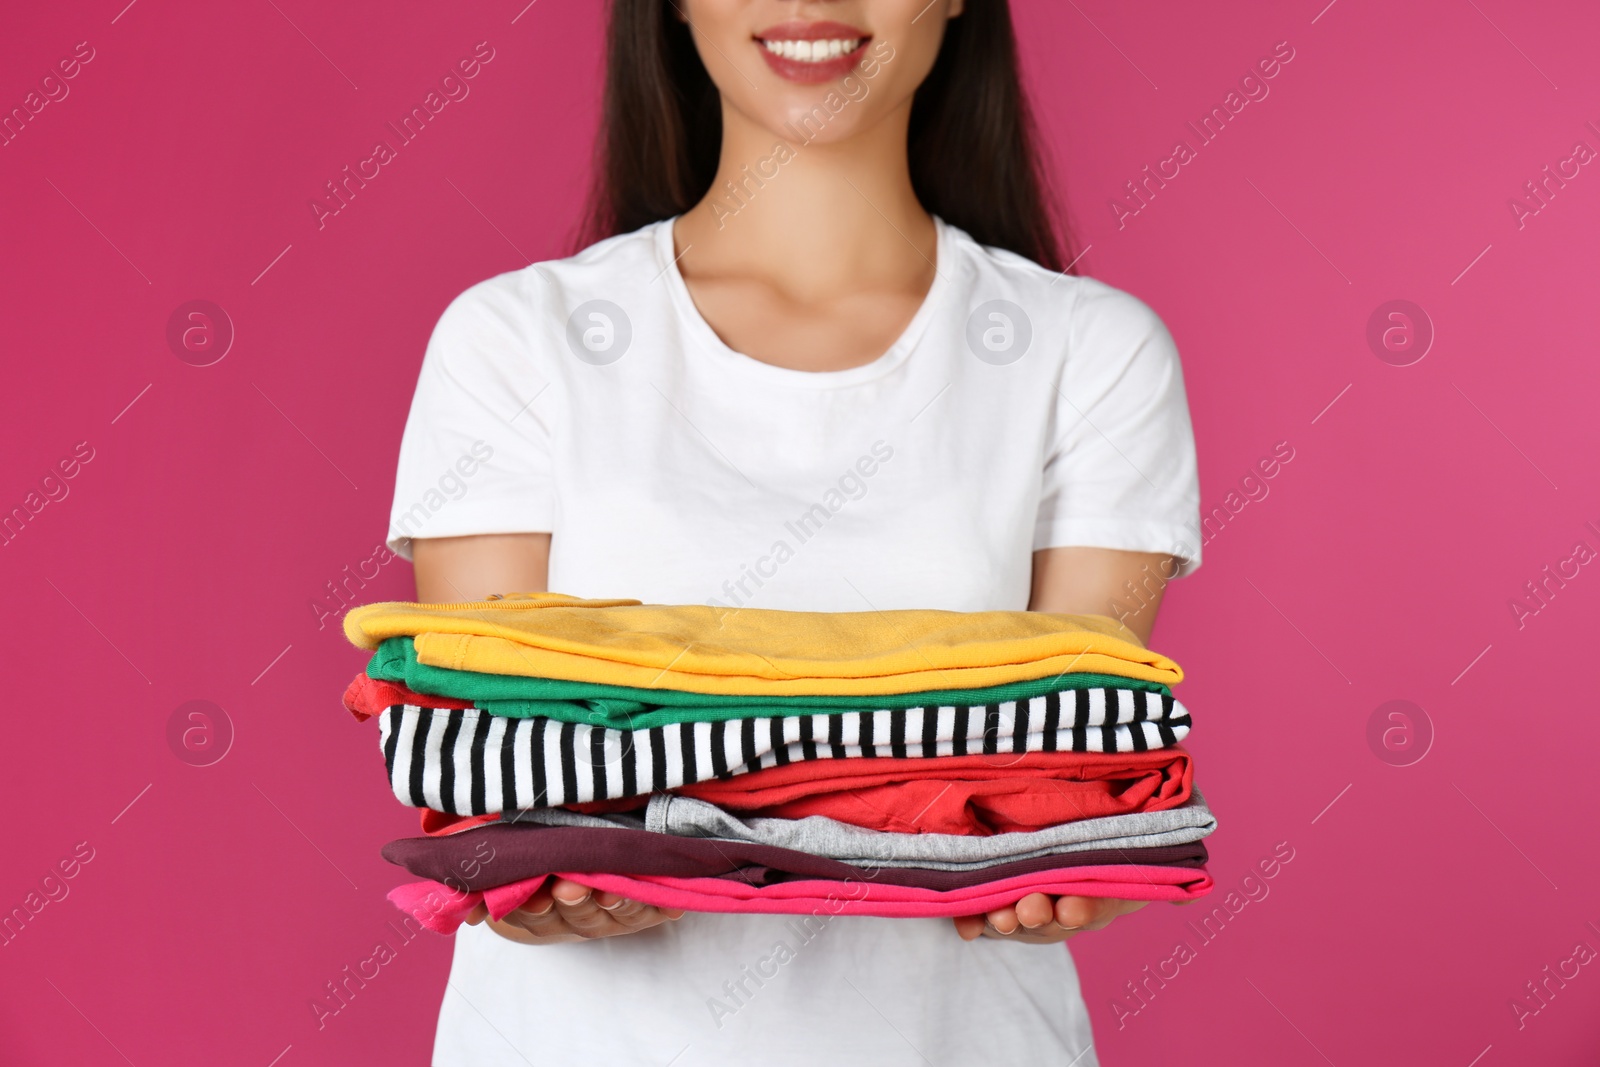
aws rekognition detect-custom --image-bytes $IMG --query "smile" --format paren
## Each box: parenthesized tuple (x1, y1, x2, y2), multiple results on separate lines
(754, 21, 872, 83)
(760, 38, 865, 62)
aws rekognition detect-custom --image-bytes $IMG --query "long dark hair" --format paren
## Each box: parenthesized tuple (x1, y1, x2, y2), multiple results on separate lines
(578, 0, 1069, 272)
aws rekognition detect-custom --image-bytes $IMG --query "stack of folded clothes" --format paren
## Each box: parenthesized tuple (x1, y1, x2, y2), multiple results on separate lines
(340, 594, 1217, 931)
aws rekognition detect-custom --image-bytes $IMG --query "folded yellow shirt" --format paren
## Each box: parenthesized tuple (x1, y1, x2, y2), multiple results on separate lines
(343, 593, 1182, 695)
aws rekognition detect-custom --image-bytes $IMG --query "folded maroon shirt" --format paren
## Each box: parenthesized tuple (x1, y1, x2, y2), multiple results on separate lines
(382, 820, 1207, 894)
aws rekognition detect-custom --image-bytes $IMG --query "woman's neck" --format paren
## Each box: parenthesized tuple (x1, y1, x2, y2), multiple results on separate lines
(675, 101, 936, 300)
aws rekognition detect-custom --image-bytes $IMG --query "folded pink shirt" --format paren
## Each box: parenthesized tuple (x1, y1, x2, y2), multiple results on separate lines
(389, 864, 1213, 933)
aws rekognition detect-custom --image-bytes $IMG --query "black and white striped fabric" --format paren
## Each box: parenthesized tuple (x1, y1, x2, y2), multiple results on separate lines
(378, 689, 1192, 815)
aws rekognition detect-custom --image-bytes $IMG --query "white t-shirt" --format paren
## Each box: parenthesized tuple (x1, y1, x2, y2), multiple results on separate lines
(389, 216, 1200, 1066)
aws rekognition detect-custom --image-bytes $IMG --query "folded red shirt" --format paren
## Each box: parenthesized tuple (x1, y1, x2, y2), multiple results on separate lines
(420, 810, 499, 835)
(668, 748, 1193, 835)
(343, 674, 473, 722)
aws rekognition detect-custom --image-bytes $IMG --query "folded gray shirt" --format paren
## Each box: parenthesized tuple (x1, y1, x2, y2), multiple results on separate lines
(509, 789, 1216, 871)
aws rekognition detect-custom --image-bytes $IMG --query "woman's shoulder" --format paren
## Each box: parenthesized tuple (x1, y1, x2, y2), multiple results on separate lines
(946, 223, 1165, 332)
(417, 222, 667, 385)
(436, 221, 668, 329)
(942, 221, 1174, 368)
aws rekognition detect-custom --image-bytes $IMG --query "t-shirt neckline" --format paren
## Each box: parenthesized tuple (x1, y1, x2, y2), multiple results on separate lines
(652, 214, 952, 389)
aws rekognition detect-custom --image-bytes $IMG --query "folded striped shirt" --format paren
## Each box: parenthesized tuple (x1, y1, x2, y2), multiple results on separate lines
(378, 689, 1192, 815)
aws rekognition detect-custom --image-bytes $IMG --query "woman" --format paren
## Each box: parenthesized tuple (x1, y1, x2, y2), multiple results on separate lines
(388, 0, 1200, 1062)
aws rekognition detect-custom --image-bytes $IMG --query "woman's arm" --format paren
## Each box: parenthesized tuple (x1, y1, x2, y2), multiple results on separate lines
(953, 544, 1183, 943)
(411, 533, 551, 603)
(1029, 545, 1171, 646)
(412, 533, 684, 943)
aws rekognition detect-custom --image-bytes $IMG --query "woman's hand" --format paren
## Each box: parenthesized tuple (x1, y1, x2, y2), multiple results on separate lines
(952, 894, 1152, 943)
(465, 876, 684, 944)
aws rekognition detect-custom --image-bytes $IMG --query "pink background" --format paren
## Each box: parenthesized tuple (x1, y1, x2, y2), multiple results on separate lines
(3, 1, 1597, 1064)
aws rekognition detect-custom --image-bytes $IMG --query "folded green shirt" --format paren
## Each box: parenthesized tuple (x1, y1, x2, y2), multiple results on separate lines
(367, 637, 1172, 730)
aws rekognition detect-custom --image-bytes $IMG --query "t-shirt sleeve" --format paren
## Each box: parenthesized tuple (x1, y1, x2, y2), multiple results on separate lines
(387, 273, 556, 559)
(1034, 280, 1202, 576)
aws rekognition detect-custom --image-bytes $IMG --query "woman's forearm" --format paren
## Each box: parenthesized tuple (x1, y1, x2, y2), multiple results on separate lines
(1030, 546, 1175, 645)
(411, 532, 551, 603)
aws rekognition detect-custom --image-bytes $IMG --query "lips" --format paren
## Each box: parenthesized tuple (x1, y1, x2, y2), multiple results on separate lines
(754, 20, 872, 85)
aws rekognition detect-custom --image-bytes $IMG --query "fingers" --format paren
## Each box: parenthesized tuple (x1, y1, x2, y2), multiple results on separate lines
(492, 884, 572, 943)
(1054, 896, 1149, 932)
(1054, 895, 1102, 931)
(951, 914, 988, 941)
(956, 896, 1151, 944)
(993, 893, 1078, 943)
(521, 883, 556, 917)
(551, 880, 617, 937)
(985, 904, 1022, 936)
(483, 879, 682, 945)
(953, 895, 1073, 944)
(984, 893, 1055, 936)
(979, 915, 1078, 943)
(1014, 893, 1057, 930)
(593, 890, 675, 929)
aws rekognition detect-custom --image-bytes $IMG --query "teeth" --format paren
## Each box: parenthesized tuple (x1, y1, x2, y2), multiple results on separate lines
(763, 37, 862, 62)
